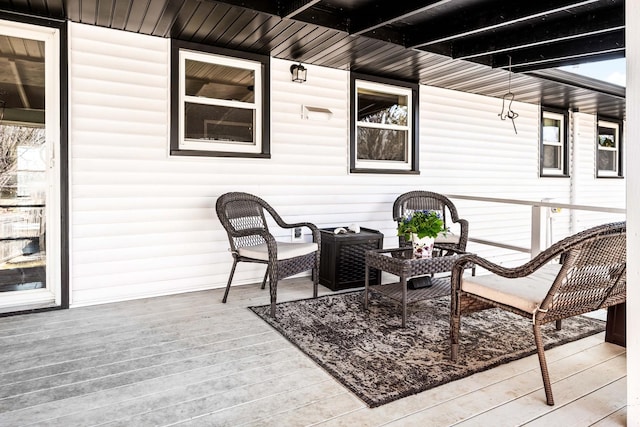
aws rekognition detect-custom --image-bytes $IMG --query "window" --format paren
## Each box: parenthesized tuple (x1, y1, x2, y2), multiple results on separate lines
(170, 40, 270, 158)
(540, 108, 569, 177)
(596, 118, 623, 178)
(350, 73, 419, 173)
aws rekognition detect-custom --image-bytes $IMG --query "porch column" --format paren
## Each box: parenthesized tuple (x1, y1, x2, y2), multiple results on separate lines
(626, 0, 639, 420)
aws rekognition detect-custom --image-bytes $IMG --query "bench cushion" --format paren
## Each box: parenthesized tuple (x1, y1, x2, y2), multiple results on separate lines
(461, 263, 562, 314)
(238, 242, 318, 261)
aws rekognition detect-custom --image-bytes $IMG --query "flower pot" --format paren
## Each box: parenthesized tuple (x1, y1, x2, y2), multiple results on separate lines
(411, 234, 435, 258)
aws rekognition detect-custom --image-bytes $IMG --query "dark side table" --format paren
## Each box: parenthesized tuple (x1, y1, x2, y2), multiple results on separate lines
(319, 227, 383, 291)
(605, 302, 626, 347)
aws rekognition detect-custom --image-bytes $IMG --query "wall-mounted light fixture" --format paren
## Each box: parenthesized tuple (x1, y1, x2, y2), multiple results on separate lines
(290, 63, 307, 83)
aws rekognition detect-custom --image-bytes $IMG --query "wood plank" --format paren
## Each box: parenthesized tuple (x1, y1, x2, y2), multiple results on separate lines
(0, 347, 303, 426)
(591, 406, 628, 426)
(524, 378, 626, 426)
(237, 391, 363, 427)
(0, 281, 627, 426)
(172, 381, 354, 426)
(447, 354, 627, 426)
(97, 364, 332, 426)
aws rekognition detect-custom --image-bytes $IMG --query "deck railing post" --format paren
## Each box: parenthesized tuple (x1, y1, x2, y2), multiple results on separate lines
(531, 204, 543, 258)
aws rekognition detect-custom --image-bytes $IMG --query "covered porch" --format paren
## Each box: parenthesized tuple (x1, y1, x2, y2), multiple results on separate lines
(0, 279, 626, 426)
(0, 0, 638, 424)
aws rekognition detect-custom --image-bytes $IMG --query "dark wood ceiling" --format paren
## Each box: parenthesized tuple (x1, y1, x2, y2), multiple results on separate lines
(0, 0, 626, 120)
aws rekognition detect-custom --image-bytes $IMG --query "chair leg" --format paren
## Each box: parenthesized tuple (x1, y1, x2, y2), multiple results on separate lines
(450, 318, 460, 361)
(222, 259, 239, 303)
(313, 252, 320, 298)
(312, 266, 319, 298)
(450, 299, 461, 361)
(260, 267, 269, 290)
(533, 323, 555, 406)
(555, 319, 562, 330)
(269, 269, 278, 318)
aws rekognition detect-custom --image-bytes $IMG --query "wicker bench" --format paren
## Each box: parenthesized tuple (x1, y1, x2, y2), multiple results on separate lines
(450, 222, 626, 406)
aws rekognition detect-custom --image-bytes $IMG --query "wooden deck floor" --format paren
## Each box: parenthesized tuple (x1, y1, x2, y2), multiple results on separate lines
(0, 279, 627, 426)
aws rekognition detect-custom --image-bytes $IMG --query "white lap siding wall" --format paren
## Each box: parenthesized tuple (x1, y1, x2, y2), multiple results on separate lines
(570, 111, 626, 230)
(68, 22, 624, 306)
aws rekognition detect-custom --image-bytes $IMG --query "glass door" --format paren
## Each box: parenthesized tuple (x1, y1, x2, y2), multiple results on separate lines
(0, 20, 61, 313)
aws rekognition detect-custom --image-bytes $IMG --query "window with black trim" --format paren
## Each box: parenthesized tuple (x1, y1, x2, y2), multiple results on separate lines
(540, 107, 569, 177)
(170, 40, 270, 158)
(596, 118, 623, 178)
(350, 73, 419, 174)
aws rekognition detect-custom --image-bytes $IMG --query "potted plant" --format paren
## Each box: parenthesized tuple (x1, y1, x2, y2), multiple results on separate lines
(397, 210, 448, 258)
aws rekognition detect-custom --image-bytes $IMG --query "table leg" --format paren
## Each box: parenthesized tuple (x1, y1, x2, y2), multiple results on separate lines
(364, 263, 369, 309)
(401, 275, 407, 328)
(605, 302, 626, 347)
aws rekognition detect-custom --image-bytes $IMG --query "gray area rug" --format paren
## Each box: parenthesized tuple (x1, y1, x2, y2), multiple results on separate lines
(249, 286, 606, 408)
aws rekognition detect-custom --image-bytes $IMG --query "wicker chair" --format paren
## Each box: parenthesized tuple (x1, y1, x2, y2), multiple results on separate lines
(216, 192, 320, 317)
(393, 191, 469, 253)
(450, 221, 626, 406)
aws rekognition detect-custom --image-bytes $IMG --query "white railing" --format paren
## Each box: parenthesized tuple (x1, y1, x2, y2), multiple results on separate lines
(446, 194, 626, 258)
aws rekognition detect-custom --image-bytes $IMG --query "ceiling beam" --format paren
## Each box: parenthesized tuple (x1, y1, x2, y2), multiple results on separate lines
(289, 6, 350, 32)
(513, 51, 625, 74)
(281, 0, 323, 19)
(527, 69, 626, 97)
(495, 30, 625, 70)
(0, 108, 45, 125)
(356, 26, 407, 46)
(0, 53, 45, 64)
(206, 0, 348, 30)
(202, 0, 279, 16)
(451, 5, 624, 60)
(8, 60, 30, 109)
(405, 0, 602, 49)
(349, 0, 453, 36)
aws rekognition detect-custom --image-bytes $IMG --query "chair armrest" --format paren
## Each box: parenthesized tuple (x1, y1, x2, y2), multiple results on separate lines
(280, 221, 321, 244)
(454, 250, 562, 276)
(452, 221, 626, 294)
(283, 221, 318, 232)
(451, 254, 516, 284)
(454, 218, 469, 228)
(229, 228, 280, 259)
(451, 218, 469, 250)
(299, 222, 321, 243)
(261, 204, 321, 243)
(451, 244, 566, 293)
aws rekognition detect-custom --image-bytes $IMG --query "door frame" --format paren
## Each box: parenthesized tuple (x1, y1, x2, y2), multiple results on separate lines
(0, 11, 69, 315)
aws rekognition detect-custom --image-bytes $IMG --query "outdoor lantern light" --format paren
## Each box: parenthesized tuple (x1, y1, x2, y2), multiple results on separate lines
(290, 63, 307, 83)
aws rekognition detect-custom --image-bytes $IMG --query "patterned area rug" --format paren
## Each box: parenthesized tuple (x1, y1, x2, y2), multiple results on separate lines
(249, 287, 606, 408)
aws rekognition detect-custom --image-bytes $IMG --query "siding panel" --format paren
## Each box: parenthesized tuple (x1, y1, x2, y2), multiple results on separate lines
(68, 23, 624, 306)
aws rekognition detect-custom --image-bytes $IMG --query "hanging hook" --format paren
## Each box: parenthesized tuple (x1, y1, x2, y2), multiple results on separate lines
(498, 56, 518, 134)
(499, 92, 519, 134)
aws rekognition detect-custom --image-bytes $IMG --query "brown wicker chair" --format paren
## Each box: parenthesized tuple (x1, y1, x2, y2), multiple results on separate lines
(216, 192, 320, 317)
(393, 191, 469, 253)
(450, 221, 626, 406)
